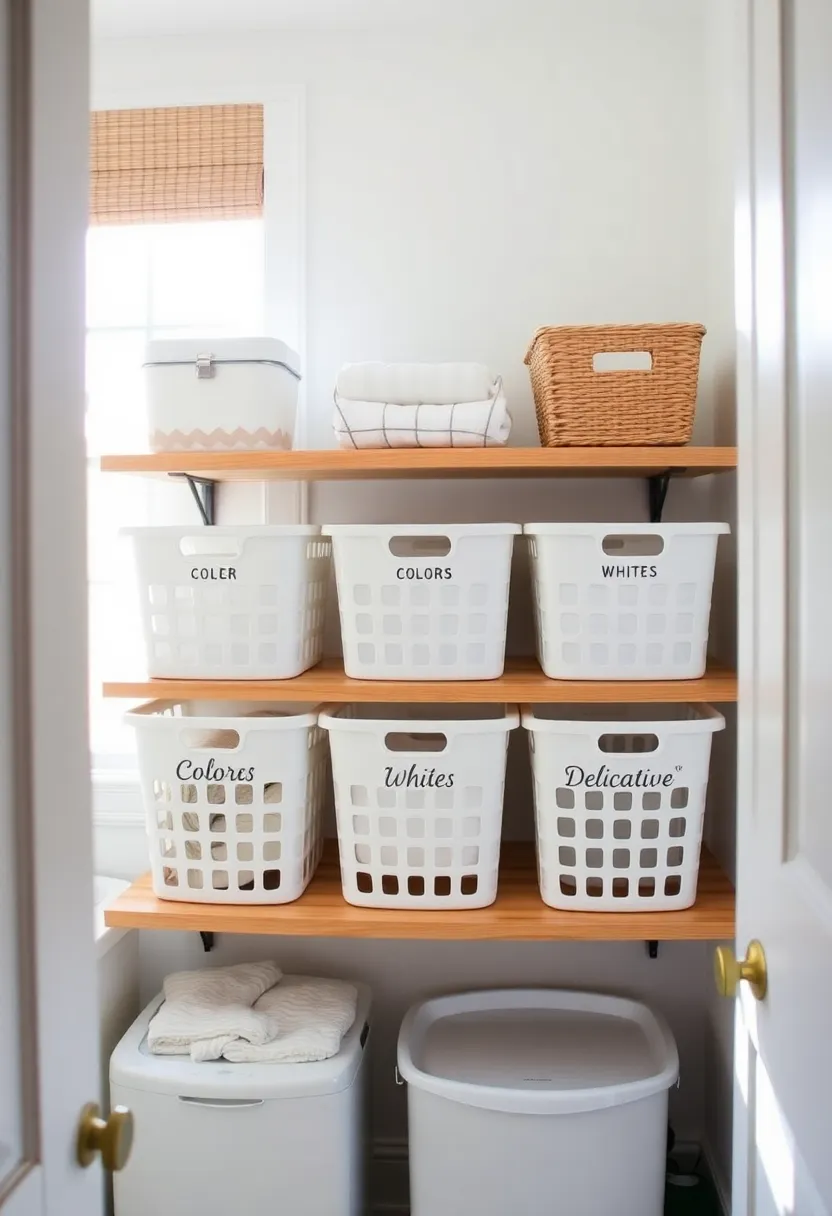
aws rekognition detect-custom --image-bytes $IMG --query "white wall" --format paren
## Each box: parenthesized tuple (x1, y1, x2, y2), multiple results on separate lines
(92, 2, 737, 1199)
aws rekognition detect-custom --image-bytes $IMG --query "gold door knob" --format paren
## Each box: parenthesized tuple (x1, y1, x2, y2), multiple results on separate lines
(76, 1102, 134, 1171)
(714, 939, 768, 1001)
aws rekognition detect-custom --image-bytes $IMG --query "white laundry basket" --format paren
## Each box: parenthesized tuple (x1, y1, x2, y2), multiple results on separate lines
(525, 522, 729, 679)
(523, 703, 724, 911)
(124, 526, 330, 679)
(112, 985, 371, 1216)
(324, 523, 520, 679)
(320, 704, 519, 908)
(128, 700, 327, 904)
(397, 989, 679, 1216)
(144, 336, 300, 452)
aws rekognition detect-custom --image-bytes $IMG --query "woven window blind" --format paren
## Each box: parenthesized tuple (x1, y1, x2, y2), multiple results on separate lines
(90, 104, 264, 225)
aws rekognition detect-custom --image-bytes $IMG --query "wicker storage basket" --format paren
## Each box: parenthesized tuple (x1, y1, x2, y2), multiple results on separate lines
(524, 323, 706, 447)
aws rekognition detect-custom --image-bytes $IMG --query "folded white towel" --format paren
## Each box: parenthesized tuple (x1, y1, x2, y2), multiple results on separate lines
(334, 384, 511, 449)
(220, 975, 358, 1064)
(148, 961, 283, 1062)
(336, 361, 493, 406)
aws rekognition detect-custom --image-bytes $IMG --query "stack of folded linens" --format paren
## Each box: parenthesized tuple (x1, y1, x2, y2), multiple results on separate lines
(332, 362, 511, 448)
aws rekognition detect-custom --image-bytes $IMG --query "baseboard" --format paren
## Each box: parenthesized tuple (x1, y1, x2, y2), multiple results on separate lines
(371, 1138, 408, 1213)
(702, 1138, 731, 1215)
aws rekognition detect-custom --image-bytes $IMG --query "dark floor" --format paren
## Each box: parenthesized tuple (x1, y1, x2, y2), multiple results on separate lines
(665, 1173, 723, 1216)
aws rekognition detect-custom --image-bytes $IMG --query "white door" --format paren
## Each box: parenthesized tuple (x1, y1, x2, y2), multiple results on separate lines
(734, 0, 832, 1212)
(1, 0, 104, 1212)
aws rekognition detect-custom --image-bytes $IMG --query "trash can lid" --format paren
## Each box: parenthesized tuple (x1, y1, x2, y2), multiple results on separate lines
(397, 989, 678, 1116)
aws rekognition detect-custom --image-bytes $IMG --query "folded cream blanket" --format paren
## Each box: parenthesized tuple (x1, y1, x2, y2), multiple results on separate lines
(220, 975, 358, 1064)
(148, 961, 283, 1062)
(336, 361, 493, 405)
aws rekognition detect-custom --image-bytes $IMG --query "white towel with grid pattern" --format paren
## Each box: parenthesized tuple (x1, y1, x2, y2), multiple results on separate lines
(219, 975, 358, 1063)
(333, 382, 511, 449)
(148, 961, 283, 1061)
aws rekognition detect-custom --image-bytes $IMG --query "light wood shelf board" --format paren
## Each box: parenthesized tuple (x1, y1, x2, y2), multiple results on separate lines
(103, 657, 738, 703)
(100, 446, 737, 482)
(104, 841, 734, 941)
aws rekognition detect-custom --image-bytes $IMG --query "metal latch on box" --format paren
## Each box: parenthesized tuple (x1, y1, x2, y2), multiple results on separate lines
(195, 353, 215, 379)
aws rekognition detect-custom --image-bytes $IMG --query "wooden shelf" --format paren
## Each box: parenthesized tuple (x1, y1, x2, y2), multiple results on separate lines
(104, 841, 734, 941)
(100, 446, 737, 482)
(104, 656, 738, 703)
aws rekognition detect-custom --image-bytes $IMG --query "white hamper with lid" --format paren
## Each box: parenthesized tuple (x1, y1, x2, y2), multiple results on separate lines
(111, 986, 371, 1216)
(525, 522, 729, 679)
(398, 989, 679, 1216)
(144, 336, 300, 452)
(321, 704, 518, 909)
(128, 700, 327, 903)
(124, 526, 330, 679)
(524, 703, 725, 911)
(324, 523, 519, 679)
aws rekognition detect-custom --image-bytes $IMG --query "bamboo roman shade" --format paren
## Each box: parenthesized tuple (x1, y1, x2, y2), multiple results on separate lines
(90, 104, 264, 225)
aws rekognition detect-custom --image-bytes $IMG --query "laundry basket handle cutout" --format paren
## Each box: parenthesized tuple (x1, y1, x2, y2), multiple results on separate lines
(388, 535, 452, 558)
(179, 726, 242, 752)
(597, 732, 660, 754)
(178, 534, 243, 557)
(601, 534, 665, 557)
(384, 731, 448, 753)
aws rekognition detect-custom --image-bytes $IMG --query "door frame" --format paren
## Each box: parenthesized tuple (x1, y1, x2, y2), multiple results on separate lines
(2, 0, 102, 1211)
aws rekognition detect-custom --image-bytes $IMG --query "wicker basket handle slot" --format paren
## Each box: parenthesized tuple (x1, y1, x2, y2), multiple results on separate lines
(592, 351, 653, 372)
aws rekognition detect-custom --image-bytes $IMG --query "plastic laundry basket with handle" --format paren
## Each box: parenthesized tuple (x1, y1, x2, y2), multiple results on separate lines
(525, 522, 729, 679)
(397, 988, 679, 1216)
(320, 704, 518, 909)
(324, 523, 519, 680)
(128, 699, 327, 904)
(524, 703, 724, 911)
(124, 525, 330, 680)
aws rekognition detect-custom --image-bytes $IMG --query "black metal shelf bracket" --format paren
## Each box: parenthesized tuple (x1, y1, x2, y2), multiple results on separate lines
(646, 939, 659, 959)
(199, 931, 215, 953)
(169, 473, 218, 526)
(646, 471, 674, 524)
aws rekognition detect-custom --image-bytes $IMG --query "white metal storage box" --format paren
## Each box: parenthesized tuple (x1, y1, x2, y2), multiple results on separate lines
(144, 336, 301, 452)
(398, 989, 678, 1216)
(128, 700, 327, 904)
(123, 526, 330, 679)
(523, 703, 725, 911)
(525, 521, 729, 679)
(112, 986, 371, 1216)
(321, 704, 518, 909)
(324, 522, 520, 680)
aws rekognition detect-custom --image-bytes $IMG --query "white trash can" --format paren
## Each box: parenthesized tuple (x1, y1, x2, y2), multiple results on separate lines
(524, 703, 725, 911)
(324, 523, 520, 679)
(524, 521, 729, 679)
(128, 700, 327, 904)
(144, 336, 301, 452)
(112, 985, 371, 1216)
(124, 525, 330, 679)
(320, 704, 518, 908)
(398, 989, 678, 1216)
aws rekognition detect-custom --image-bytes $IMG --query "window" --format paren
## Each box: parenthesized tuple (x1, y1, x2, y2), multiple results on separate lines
(87, 219, 265, 782)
